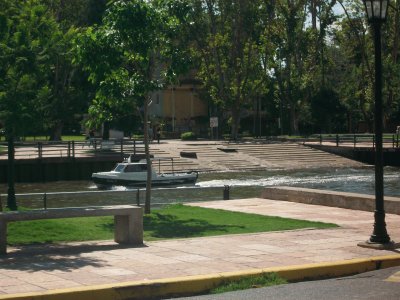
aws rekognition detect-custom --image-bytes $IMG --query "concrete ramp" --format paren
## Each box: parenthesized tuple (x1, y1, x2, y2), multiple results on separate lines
(261, 186, 400, 215)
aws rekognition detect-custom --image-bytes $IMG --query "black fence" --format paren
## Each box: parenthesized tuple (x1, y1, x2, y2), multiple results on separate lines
(0, 185, 235, 210)
(0, 139, 146, 160)
(308, 134, 400, 148)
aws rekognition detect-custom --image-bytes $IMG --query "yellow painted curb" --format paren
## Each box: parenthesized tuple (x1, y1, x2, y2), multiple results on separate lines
(1, 255, 400, 300)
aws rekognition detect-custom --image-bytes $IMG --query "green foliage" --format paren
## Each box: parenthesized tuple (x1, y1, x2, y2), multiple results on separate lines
(7, 204, 337, 245)
(184, 0, 274, 139)
(75, 0, 184, 129)
(180, 131, 197, 140)
(311, 88, 346, 133)
(44, 0, 107, 28)
(1, 0, 400, 138)
(0, 0, 52, 137)
(0, 0, 94, 140)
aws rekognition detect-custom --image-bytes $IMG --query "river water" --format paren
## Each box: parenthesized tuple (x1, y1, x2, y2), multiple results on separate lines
(1, 166, 399, 209)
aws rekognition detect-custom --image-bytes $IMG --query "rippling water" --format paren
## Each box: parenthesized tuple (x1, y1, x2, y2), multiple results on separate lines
(2, 166, 399, 208)
(197, 167, 400, 195)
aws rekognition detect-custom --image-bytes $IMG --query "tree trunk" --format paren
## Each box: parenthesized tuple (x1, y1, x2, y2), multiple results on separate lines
(144, 95, 152, 214)
(253, 98, 256, 137)
(102, 122, 110, 140)
(311, 0, 317, 30)
(289, 106, 299, 135)
(231, 105, 240, 140)
(49, 122, 63, 141)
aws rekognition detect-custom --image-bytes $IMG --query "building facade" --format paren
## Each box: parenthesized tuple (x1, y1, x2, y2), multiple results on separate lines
(149, 82, 209, 137)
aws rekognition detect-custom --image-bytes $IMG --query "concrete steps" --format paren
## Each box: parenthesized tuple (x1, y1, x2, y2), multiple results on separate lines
(233, 143, 342, 165)
(149, 141, 362, 173)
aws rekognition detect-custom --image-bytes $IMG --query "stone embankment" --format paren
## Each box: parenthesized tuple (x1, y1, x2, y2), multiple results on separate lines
(149, 140, 364, 173)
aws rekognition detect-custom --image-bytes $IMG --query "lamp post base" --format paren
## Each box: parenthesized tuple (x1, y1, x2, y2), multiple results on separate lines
(369, 210, 391, 244)
(358, 240, 398, 250)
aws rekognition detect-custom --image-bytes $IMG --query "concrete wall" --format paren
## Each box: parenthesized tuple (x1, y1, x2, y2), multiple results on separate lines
(307, 144, 400, 166)
(261, 186, 400, 215)
(0, 157, 119, 183)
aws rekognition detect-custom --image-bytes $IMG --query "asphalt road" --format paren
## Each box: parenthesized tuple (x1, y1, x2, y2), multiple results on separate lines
(172, 266, 400, 300)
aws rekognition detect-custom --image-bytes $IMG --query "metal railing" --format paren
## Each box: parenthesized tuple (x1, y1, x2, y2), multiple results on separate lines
(308, 134, 400, 148)
(0, 139, 146, 160)
(0, 185, 241, 210)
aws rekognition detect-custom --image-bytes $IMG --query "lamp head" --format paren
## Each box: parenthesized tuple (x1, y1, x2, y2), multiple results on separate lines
(363, 0, 389, 23)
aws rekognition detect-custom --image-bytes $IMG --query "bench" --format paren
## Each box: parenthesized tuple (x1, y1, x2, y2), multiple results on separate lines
(0, 205, 143, 255)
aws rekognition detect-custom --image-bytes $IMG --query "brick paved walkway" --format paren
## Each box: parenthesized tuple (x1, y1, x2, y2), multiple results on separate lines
(1, 198, 399, 296)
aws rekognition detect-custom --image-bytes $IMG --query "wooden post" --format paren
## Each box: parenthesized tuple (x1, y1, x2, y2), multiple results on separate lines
(67, 141, 71, 158)
(0, 219, 7, 255)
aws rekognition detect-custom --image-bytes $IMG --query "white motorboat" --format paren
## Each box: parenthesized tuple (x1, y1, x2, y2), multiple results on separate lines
(92, 156, 198, 189)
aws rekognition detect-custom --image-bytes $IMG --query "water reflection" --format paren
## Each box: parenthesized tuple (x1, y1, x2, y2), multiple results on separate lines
(1, 166, 399, 209)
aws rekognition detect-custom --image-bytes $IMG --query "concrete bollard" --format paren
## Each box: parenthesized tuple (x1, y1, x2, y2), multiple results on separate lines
(136, 189, 140, 206)
(223, 185, 230, 200)
(43, 193, 47, 210)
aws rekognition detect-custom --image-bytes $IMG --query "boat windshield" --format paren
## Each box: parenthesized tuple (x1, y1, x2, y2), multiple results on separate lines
(125, 164, 147, 172)
(113, 164, 126, 172)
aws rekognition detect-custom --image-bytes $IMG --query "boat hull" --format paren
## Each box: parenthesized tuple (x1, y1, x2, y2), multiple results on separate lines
(92, 173, 198, 189)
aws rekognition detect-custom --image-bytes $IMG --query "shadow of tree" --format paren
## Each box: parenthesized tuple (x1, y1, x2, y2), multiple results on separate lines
(144, 212, 245, 239)
(0, 243, 148, 272)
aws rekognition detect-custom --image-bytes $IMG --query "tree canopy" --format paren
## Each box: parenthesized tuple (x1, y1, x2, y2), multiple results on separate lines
(1, 0, 400, 140)
(76, 0, 189, 213)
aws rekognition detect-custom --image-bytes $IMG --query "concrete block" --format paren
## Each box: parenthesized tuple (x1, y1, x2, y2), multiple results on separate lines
(114, 208, 143, 245)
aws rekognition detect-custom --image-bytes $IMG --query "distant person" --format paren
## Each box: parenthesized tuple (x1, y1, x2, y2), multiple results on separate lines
(156, 127, 161, 144)
(83, 129, 95, 148)
(89, 129, 95, 147)
(148, 126, 153, 142)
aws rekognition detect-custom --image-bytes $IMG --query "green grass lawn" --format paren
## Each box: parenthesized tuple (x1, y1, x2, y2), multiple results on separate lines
(7, 204, 337, 246)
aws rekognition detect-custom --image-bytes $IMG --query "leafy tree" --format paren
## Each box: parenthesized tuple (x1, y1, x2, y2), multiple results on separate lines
(332, 0, 400, 133)
(0, 0, 52, 137)
(333, 2, 374, 132)
(383, 0, 400, 130)
(178, 0, 276, 139)
(44, 0, 107, 27)
(77, 0, 180, 213)
(38, 0, 105, 140)
(1, 0, 102, 143)
(0, 0, 61, 209)
(311, 87, 346, 133)
(272, 0, 308, 135)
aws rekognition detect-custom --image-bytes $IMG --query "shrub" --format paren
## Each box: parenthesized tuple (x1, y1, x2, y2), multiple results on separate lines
(181, 131, 197, 140)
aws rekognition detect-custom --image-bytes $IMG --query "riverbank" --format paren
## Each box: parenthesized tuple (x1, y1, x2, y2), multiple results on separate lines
(0, 140, 364, 184)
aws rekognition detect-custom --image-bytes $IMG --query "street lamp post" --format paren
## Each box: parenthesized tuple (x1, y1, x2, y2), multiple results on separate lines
(360, 0, 392, 247)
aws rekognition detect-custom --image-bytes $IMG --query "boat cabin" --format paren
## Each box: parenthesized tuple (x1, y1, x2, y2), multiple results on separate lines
(114, 163, 148, 173)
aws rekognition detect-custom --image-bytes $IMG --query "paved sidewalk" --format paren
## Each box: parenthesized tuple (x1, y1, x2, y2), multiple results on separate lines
(1, 198, 400, 298)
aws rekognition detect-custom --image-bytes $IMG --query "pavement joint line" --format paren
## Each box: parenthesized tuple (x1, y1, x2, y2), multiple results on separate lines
(1, 255, 400, 300)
